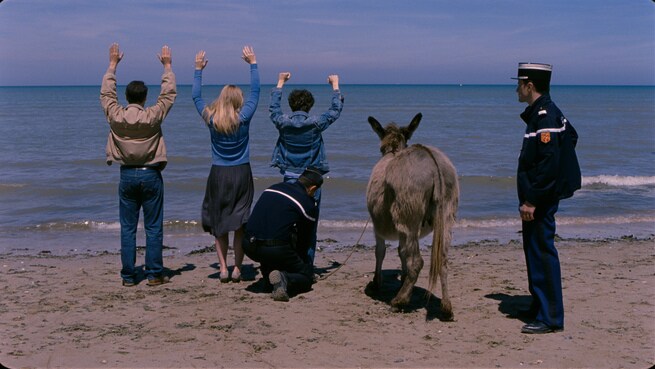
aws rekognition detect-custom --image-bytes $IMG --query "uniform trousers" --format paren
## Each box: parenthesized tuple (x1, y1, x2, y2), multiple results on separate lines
(243, 237, 313, 295)
(522, 201, 564, 329)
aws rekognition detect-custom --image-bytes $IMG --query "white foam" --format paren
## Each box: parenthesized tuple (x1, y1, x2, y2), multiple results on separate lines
(0, 183, 26, 189)
(321, 215, 655, 230)
(582, 175, 655, 187)
(462, 215, 655, 228)
(320, 220, 371, 229)
(30, 220, 117, 231)
(91, 221, 121, 230)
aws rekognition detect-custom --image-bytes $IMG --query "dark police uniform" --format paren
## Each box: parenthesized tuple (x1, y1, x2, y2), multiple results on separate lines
(243, 181, 318, 296)
(518, 92, 581, 330)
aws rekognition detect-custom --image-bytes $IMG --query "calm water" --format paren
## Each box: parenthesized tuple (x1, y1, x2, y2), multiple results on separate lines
(0, 84, 653, 254)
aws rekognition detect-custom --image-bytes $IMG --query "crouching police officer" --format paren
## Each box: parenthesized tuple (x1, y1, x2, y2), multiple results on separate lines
(513, 63, 581, 334)
(243, 168, 323, 302)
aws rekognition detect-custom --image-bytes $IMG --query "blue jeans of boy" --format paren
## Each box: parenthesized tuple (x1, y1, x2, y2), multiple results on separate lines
(119, 166, 164, 282)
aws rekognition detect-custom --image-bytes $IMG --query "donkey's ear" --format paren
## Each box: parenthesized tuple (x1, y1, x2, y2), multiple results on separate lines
(368, 116, 386, 140)
(404, 113, 423, 141)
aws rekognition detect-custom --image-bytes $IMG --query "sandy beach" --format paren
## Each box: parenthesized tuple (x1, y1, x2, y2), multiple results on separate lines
(1, 233, 653, 369)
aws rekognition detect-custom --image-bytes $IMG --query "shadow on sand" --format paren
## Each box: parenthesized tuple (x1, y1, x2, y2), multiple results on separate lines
(485, 292, 534, 323)
(127, 263, 196, 285)
(208, 263, 258, 282)
(364, 269, 452, 322)
(240, 258, 343, 294)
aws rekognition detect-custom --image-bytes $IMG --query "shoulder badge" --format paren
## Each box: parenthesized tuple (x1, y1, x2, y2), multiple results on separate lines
(540, 131, 551, 144)
(538, 109, 547, 116)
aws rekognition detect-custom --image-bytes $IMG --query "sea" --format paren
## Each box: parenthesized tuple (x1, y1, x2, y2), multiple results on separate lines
(0, 84, 653, 255)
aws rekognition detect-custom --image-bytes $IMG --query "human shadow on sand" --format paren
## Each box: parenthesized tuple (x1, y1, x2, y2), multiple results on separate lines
(167, 263, 196, 279)
(127, 263, 195, 284)
(364, 269, 449, 322)
(314, 259, 342, 278)
(244, 274, 313, 300)
(485, 292, 534, 323)
(242, 259, 342, 296)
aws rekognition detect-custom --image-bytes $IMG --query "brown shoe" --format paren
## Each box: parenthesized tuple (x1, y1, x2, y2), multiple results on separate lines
(147, 276, 170, 286)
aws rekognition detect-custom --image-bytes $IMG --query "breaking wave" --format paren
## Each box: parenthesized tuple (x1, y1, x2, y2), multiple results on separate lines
(582, 175, 655, 187)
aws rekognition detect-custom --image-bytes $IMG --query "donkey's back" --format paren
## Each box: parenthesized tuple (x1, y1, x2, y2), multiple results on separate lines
(367, 143, 458, 241)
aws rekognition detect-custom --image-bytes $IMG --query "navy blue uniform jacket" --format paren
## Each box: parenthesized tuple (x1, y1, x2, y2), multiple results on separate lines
(518, 94, 581, 207)
(246, 181, 318, 256)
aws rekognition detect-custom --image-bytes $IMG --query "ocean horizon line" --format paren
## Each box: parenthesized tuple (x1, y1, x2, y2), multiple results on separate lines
(2, 83, 654, 88)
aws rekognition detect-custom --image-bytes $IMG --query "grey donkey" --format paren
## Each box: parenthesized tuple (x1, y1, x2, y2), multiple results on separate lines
(366, 113, 459, 320)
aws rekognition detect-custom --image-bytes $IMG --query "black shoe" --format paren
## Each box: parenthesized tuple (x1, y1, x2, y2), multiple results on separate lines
(147, 275, 170, 286)
(269, 270, 289, 302)
(521, 321, 562, 334)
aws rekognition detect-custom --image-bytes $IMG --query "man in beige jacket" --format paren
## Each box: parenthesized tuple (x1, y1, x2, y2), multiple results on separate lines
(100, 43, 176, 287)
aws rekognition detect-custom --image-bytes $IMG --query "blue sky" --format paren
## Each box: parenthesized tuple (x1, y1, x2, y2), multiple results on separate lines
(0, 0, 653, 86)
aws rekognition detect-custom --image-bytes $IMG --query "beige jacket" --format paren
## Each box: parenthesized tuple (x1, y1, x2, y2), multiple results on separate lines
(100, 68, 176, 169)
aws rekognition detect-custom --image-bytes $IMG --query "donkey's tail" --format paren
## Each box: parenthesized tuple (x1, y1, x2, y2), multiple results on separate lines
(428, 199, 448, 294)
(423, 147, 457, 295)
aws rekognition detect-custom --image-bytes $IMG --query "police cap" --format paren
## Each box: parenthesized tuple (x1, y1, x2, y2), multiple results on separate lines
(512, 62, 552, 87)
(299, 167, 324, 188)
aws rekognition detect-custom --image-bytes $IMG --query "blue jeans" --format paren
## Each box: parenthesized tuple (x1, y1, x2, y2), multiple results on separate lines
(522, 201, 563, 329)
(119, 166, 164, 282)
(283, 174, 321, 265)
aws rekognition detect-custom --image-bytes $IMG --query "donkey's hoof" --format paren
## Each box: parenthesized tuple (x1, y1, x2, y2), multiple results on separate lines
(440, 301, 454, 321)
(441, 311, 455, 322)
(390, 296, 410, 310)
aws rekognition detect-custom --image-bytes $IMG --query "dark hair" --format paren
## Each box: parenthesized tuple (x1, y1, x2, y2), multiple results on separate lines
(524, 79, 550, 94)
(288, 89, 314, 113)
(298, 167, 324, 189)
(126, 81, 148, 104)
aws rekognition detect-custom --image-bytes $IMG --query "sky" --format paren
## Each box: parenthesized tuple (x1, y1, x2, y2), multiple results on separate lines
(0, 0, 653, 86)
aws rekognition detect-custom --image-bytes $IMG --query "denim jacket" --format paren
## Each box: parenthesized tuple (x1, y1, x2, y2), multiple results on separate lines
(269, 88, 344, 175)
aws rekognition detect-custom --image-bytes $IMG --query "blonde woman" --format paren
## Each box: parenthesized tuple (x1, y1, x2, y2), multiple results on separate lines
(192, 46, 260, 282)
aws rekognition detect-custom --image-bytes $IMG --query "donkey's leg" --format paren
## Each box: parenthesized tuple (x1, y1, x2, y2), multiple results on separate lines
(373, 234, 386, 289)
(391, 232, 423, 307)
(397, 245, 408, 285)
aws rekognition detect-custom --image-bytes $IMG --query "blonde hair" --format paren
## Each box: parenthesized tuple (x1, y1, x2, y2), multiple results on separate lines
(204, 85, 243, 135)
